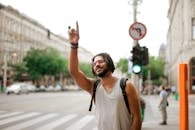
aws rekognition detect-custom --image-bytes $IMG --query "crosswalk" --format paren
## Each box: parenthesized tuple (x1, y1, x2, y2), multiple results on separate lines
(0, 111, 97, 130)
(0, 95, 180, 130)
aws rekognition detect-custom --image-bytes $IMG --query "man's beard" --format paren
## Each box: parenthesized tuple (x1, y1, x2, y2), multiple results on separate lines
(96, 68, 109, 78)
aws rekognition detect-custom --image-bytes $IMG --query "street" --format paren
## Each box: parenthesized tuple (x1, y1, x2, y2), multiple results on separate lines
(0, 91, 92, 114)
(0, 91, 97, 130)
(0, 91, 195, 130)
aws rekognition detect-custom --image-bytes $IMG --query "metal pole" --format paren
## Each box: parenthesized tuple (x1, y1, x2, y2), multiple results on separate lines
(128, 0, 142, 94)
(3, 53, 7, 89)
(2, 13, 7, 90)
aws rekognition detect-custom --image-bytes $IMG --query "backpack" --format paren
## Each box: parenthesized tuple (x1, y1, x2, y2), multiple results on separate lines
(88, 78, 130, 114)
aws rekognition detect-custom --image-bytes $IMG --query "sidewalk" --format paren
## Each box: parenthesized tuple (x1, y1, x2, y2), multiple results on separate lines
(141, 94, 195, 130)
(142, 120, 178, 130)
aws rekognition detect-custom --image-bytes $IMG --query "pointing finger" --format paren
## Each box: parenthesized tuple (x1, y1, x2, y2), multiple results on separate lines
(76, 21, 79, 33)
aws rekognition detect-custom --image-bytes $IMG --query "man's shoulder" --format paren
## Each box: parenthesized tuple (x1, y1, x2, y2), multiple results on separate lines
(124, 80, 137, 95)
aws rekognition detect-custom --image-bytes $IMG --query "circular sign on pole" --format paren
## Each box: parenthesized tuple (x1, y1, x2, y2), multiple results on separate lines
(129, 22, 147, 40)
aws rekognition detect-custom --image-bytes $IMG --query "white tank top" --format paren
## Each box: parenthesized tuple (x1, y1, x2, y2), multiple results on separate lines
(95, 79, 132, 130)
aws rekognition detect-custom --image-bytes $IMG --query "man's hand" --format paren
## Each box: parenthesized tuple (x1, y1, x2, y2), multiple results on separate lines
(68, 21, 80, 44)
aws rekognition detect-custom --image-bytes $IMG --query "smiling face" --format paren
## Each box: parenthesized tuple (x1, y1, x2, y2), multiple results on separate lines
(92, 56, 109, 77)
(91, 53, 115, 78)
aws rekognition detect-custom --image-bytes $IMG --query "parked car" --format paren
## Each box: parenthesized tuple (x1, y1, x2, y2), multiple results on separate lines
(45, 85, 54, 92)
(26, 84, 36, 92)
(35, 85, 46, 92)
(6, 83, 35, 95)
(54, 84, 62, 92)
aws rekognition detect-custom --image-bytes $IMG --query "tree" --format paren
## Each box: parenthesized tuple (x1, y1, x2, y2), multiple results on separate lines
(12, 62, 28, 81)
(143, 56, 165, 85)
(116, 58, 131, 77)
(116, 56, 165, 86)
(14, 47, 94, 86)
(23, 48, 68, 82)
(79, 62, 94, 78)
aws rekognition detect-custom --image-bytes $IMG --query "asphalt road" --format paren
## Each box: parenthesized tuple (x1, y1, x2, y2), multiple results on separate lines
(0, 91, 194, 130)
(0, 91, 93, 114)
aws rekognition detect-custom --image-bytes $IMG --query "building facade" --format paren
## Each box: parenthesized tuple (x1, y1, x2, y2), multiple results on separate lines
(0, 3, 93, 86)
(167, 0, 195, 94)
(158, 43, 166, 61)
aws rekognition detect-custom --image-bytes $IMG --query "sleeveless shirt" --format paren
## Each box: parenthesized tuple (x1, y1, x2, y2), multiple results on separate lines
(95, 79, 132, 130)
(159, 90, 168, 108)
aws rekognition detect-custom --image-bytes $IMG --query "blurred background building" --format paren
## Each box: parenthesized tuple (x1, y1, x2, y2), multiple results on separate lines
(0, 3, 93, 86)
(166, 0, 195, 94)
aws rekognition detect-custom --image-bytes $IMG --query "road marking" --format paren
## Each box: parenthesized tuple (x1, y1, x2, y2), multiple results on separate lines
(93, 127, 98, 130)
(0, 111, 6, 114)
(0, 112, 23, 119)
(35, 114, 77, 130)
(66, 115, 94, 130)
(0, 111, 96, 130)
(0, 112, 40, 125)
(3, 113, 58, 130)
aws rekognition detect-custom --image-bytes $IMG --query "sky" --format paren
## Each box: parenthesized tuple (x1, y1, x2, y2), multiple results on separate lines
(0, 0, 169, 62)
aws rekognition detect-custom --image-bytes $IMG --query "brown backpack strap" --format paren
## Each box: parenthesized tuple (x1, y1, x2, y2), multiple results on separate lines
(120, 78, 130, 114)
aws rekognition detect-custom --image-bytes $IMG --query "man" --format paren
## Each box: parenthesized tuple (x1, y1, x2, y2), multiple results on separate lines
(68, 21, 142, 130)
(158, 85, 168, 125)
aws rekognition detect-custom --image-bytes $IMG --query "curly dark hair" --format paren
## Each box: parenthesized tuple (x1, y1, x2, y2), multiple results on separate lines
(91, 52, 115, 76)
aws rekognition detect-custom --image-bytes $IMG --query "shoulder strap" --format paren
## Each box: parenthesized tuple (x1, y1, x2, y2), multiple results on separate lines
(120, 78, 130, 114)
(89, 79, 100, 111)
(88, 78, 130, 113)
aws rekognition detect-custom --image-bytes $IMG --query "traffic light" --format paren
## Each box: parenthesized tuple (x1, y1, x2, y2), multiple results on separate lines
(131, 44, 142, 74)
(131, 44, 149, 74)
(140, 46, 149, 66)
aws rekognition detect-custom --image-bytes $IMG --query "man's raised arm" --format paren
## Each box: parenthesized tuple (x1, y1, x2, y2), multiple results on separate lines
(68, 22, 93, 93)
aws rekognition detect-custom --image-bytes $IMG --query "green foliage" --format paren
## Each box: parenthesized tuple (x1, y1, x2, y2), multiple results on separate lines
(12, 47, 94, 83)
(23, 48, 68, 81)
(116, 56, 165, 86)
(79, 62, 94, 78)
(143, 56, 165, 85)
(11, 62, 28, 81)
(62, 58, 70, 77)
(116, 58, 128, 73)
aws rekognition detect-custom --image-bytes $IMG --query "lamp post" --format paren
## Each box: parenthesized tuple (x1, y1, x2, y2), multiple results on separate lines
(3, 53, 7, 92)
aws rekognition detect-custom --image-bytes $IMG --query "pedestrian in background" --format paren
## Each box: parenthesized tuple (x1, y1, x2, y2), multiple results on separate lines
(68, 21, 142, 130)
(171, 85, 176, 95)
(158, 85, 168, 125)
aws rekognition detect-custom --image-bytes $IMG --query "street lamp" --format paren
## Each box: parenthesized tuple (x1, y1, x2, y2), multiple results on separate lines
(3, 53, 7, 90)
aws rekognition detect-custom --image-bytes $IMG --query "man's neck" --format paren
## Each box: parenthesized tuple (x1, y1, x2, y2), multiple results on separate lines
(100, 74, 118, 89)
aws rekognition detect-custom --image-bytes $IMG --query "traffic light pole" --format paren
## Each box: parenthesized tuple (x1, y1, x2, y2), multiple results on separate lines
(131, 40, 141, 94)
(128, 0, 143, 94)
(132, 71, 141, 94)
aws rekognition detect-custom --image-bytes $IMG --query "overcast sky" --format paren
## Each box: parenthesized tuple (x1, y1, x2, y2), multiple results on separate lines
(0, 0, 169, 62)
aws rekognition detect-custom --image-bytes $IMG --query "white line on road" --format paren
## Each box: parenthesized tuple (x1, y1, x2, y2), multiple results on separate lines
(3, 113, 58, 130)
(66, 115, 94, 130)
(35, 114, 77, 130)
(0, 111, 6, 114)
(0, 112, 23, 119)
(93, 127, 98, 130)
(0, 112, 40, 126)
